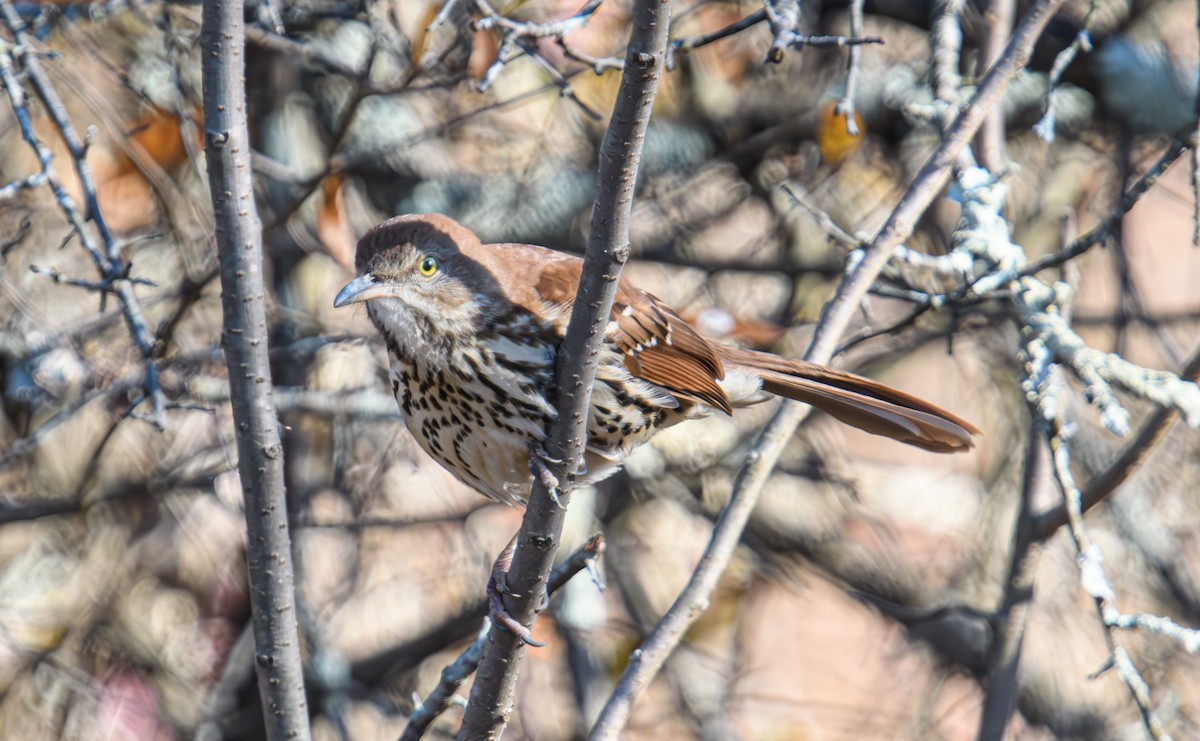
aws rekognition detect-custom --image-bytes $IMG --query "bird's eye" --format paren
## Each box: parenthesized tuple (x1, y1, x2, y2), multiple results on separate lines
(418, 256, 438, 277)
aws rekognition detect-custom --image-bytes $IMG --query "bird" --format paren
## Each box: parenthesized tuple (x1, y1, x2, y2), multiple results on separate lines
(334, 213, 978, 642)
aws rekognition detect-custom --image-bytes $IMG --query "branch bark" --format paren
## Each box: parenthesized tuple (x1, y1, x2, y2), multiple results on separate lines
(588, 0, 1069, 736)
(456, 1, 675, 738)
(200, 4, 311, 740)
(976, 427, 1047, 739)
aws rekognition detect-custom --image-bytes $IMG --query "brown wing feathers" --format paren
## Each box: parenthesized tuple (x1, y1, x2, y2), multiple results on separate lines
(535, 259, 732, 413)
(719, 346, 978, 453)
(530, 249, 974, 452)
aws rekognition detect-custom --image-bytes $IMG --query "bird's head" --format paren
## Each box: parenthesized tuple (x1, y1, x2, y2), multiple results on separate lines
(334, 213, 500, 360)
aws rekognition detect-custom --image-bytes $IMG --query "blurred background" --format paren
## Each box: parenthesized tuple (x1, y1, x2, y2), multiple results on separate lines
(2, 0, 1200, 738)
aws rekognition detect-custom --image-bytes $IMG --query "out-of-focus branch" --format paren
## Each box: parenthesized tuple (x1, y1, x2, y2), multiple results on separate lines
(1023, 141, 1188, 276)
(976, 428, 1048, 739)
(200, 0, 310, 738)
(588, 3, 1069, 738)
(974, 0, 1014, 170)
(457, 1, 675, 738)
(0, 7, 166, 428)
(1033, 5, 1095, 142)
(930, 0, 965, 130)
(834, 0, 865, 136)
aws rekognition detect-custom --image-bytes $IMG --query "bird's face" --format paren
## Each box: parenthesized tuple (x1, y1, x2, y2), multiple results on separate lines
(334, 215, 496, 362)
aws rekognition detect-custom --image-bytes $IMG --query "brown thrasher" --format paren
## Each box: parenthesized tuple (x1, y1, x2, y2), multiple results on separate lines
(335, 213, 977, 642)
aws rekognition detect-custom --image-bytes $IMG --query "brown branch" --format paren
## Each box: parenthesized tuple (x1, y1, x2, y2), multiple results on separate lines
(1022, 141, 1189, 276)
(588, 1, 1069, 736)
(456, 0, 676, 738)
(1031, 343, 1200, 542)
(200, 1, 311, 739)
(975, 427, 1048, 739)
(974, 0, 1014, 171)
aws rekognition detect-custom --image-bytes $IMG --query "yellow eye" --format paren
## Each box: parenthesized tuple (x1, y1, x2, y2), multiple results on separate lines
(418, 256, 438, 277)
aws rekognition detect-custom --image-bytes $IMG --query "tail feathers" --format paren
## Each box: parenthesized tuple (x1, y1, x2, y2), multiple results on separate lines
(720, 347, 979, 454)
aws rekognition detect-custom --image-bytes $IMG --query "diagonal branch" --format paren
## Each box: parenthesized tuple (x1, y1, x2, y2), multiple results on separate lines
(456, 1, 676, 738)
(587, 0, 1069, 736)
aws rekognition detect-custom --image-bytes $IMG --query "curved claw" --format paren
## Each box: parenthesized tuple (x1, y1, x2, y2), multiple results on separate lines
(487, 570, 545, 648)
(529, 447, 563, 509)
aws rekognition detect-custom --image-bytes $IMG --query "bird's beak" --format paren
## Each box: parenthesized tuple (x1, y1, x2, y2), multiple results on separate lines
(334, 273, 395, 308)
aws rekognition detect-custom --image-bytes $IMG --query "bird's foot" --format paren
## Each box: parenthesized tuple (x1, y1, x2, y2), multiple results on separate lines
(528, 446, 564, 509)
(487, 535, 545, 648)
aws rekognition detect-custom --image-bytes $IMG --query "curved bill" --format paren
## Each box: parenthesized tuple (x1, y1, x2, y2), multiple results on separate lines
(334, 273, 393, 308)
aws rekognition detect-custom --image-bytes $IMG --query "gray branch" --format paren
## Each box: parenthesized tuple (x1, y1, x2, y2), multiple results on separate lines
(588, 1, 1071, 737)
(200, 2, 311, 739)
(456, 1, 676, 738)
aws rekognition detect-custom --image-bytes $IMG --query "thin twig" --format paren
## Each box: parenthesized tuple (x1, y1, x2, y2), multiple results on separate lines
(1022, 141, 1188, 276)
(763, 0, 883, 64)
(0, 11, 167, 427)
(1033, 1, 1095, 142)
(667, 9, 765, 69)
(834, 0, 864, 136)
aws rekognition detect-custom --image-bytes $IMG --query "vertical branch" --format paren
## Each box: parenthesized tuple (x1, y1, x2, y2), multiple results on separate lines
(589, 1, 1069, 737)
(457, 1, 675, 739)
(974, 0, 1014, 171)
(976, 428, 1047, 739)
(930, 0, 965, 130)
(200, 3, 311, 740)
(834, 0, 864, 135)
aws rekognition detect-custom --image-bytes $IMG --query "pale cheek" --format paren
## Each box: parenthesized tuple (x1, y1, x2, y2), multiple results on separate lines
(430, 285, 479, 324)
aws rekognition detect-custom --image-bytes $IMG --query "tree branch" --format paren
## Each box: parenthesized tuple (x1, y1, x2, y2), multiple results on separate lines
(456, 1, 675, 738)
(402, 535, 605, 740)
(588, 1, 1069, 736)
(200, 2, 311, 739)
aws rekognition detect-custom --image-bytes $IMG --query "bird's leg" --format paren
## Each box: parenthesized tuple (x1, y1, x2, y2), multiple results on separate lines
(528, 445, 564, 509)
(487, 534, 546, 648)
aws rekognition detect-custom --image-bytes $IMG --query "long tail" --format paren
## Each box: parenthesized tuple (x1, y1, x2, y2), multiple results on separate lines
(718, 346, 979, 453)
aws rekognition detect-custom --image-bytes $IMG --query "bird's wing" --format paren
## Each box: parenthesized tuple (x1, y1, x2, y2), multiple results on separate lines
(533, 257, 732, 413)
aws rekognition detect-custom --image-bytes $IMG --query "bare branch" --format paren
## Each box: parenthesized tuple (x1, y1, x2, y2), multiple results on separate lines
(0, 11, 166, 427)
(1032, 344, 1200, 541)
(200, 0, 311, 738)
(401, 535, 605, 741)
(764, 0, 883, 64)
(457, 0, 676, 737)
(588, 2, 1071, 737)
(974, 0, 1014, 170)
